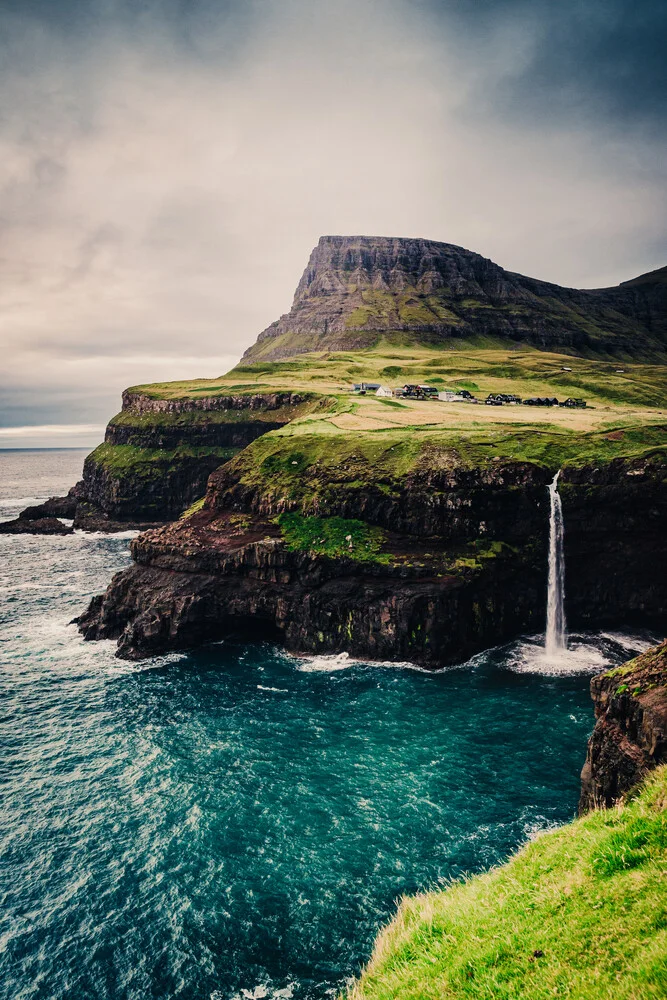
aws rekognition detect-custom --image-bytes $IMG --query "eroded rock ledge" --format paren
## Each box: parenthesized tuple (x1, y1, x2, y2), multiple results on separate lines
(76, 453, 667, 664)
(580, 640, 667, 812)
(12, 391, 315, 531)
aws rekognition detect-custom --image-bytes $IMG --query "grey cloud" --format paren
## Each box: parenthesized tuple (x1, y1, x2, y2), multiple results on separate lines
(423, 0, 667, 129)
(0, 0, 665, 435)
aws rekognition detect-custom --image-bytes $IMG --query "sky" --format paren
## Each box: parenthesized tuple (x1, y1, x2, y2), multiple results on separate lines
(1, 0, 666, 447)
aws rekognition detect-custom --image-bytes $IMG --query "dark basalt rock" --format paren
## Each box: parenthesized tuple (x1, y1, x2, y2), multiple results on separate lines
(580, 640, 667, 812)
(76, 511, 544, 664)
(0, 516, 73, 535)
(12, 392, 312, 530)
(71, 502, 164, 534)
(76, 455, 667, 664)
(19, 495, 78, 520)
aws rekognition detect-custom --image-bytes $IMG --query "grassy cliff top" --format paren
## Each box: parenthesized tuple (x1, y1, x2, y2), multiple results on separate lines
(603, 638, 667, 681)
(348, 766, 667, 1000)
(214, 423, 666, 517)
(128, 342, 667, 409)
(115, 344, 666, 474)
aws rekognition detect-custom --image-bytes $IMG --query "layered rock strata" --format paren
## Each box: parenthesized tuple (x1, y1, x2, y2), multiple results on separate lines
(14, 391, 313, 531)
(580, 640, 667, 812)
(241, 236, 667, 364)
(77, 453, 667, 663)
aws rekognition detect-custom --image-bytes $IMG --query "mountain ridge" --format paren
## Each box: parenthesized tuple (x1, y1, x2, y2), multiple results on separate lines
(239, 235, 667, 364)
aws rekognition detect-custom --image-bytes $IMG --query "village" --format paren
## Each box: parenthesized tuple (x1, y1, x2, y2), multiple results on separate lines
(351, 381, 587, 408)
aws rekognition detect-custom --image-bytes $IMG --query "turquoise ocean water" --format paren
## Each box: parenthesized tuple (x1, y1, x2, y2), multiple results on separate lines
(0, 450, 656, 1000)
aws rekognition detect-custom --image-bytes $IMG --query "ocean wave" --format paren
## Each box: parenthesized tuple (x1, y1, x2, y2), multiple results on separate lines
(290, 650, 425, 673)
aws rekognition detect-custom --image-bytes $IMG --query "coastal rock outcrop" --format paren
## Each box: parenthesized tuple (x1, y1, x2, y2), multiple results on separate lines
(14, 391, 315, 531)
(240, 237, 667, 364)
(18, 495, 78, 520)
(76, 508, 544, 663)
(579, 640, 667, 812)
(0, 516, 73, 535)
(76, 451, 667, 663)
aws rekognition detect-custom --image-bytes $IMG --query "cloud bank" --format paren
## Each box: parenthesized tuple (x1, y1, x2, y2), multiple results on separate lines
(0, 0, 665, 443)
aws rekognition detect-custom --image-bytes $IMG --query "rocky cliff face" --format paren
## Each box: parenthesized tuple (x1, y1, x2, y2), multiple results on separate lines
(76, 451, 667, 663)
(580, 640, 667, 812)
(17, 391, 313, 530)
(76, 509, 543, 663)
(240, 236, 667, 364)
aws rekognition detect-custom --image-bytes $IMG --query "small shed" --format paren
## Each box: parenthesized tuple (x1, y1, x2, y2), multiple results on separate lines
(351, 382, 381, 394)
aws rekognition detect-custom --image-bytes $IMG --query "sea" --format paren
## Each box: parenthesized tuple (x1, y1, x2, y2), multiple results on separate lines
(0, 449, 658, 1000)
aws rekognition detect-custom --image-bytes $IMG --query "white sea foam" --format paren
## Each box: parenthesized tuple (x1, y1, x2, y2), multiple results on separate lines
(257, 685, 289, 693)
(598, 631, 657, 653)
(291, 650, 424, 673)
(225, 984, 295, 1000)
(505, 632, 652, 676)
(73, 529, 141, 539)
(293, 651, 355, 672)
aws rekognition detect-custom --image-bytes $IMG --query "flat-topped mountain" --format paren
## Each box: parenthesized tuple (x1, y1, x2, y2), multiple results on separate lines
(240, 236, 667, 363)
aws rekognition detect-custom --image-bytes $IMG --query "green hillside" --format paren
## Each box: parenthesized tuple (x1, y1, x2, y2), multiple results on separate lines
(348, 767, 667, 1000)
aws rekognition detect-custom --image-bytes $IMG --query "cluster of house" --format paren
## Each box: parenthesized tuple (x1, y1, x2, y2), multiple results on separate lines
(351, 383, 587, 408)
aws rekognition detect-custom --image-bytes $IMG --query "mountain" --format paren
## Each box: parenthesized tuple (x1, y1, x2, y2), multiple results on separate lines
(240, 236, 667, 364)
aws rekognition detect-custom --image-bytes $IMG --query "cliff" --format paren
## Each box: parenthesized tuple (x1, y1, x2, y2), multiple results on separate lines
(14, 235, 667, 535)
(580, 639, 667, 812)
(346, 764, 667, 1000)
(348, 643, 667, 999)
(76, 442, 667, 662)
(240, 236, 667, 364)
(20, 390, 317, 530)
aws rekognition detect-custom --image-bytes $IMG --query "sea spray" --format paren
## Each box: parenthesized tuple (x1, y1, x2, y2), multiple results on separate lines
(546, 470, 567, 655)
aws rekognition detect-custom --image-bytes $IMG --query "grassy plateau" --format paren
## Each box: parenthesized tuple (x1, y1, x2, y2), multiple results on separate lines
(110, 342, 667, 482)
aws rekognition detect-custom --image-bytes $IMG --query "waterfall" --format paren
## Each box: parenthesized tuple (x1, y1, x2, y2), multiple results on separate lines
(545, 470, 567, 656)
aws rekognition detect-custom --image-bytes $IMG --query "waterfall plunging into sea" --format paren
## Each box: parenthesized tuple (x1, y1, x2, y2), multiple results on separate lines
(545, 470, 567, 656)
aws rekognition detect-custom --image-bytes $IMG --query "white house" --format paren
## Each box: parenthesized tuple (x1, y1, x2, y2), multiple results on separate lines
(438, 390, 466, 402)
(375, 386, 394, 398)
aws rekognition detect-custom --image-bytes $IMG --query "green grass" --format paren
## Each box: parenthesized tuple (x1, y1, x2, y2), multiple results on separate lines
(276, 512, 387, 562)
(377, 398, 407, 409)
(179, 496, 206, 519)
(126, 344, 667, 410)
(216, 424, 666, 516)
(108, 405, 314, 428)
(348, 766, 667, 1000)
(87, 443, 239, 478)
(91, 343, 667, 508)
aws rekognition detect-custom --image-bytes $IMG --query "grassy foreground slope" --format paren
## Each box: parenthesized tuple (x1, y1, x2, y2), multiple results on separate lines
(348, 768, 667, 1000)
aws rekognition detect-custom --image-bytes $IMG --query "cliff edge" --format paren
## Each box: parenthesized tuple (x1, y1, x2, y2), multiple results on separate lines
(579, 639, 667, 812)
(347, 763, 667, 1000)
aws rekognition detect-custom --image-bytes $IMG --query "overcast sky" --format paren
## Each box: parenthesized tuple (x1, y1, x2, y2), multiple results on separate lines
(1, 0, 665, 447)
